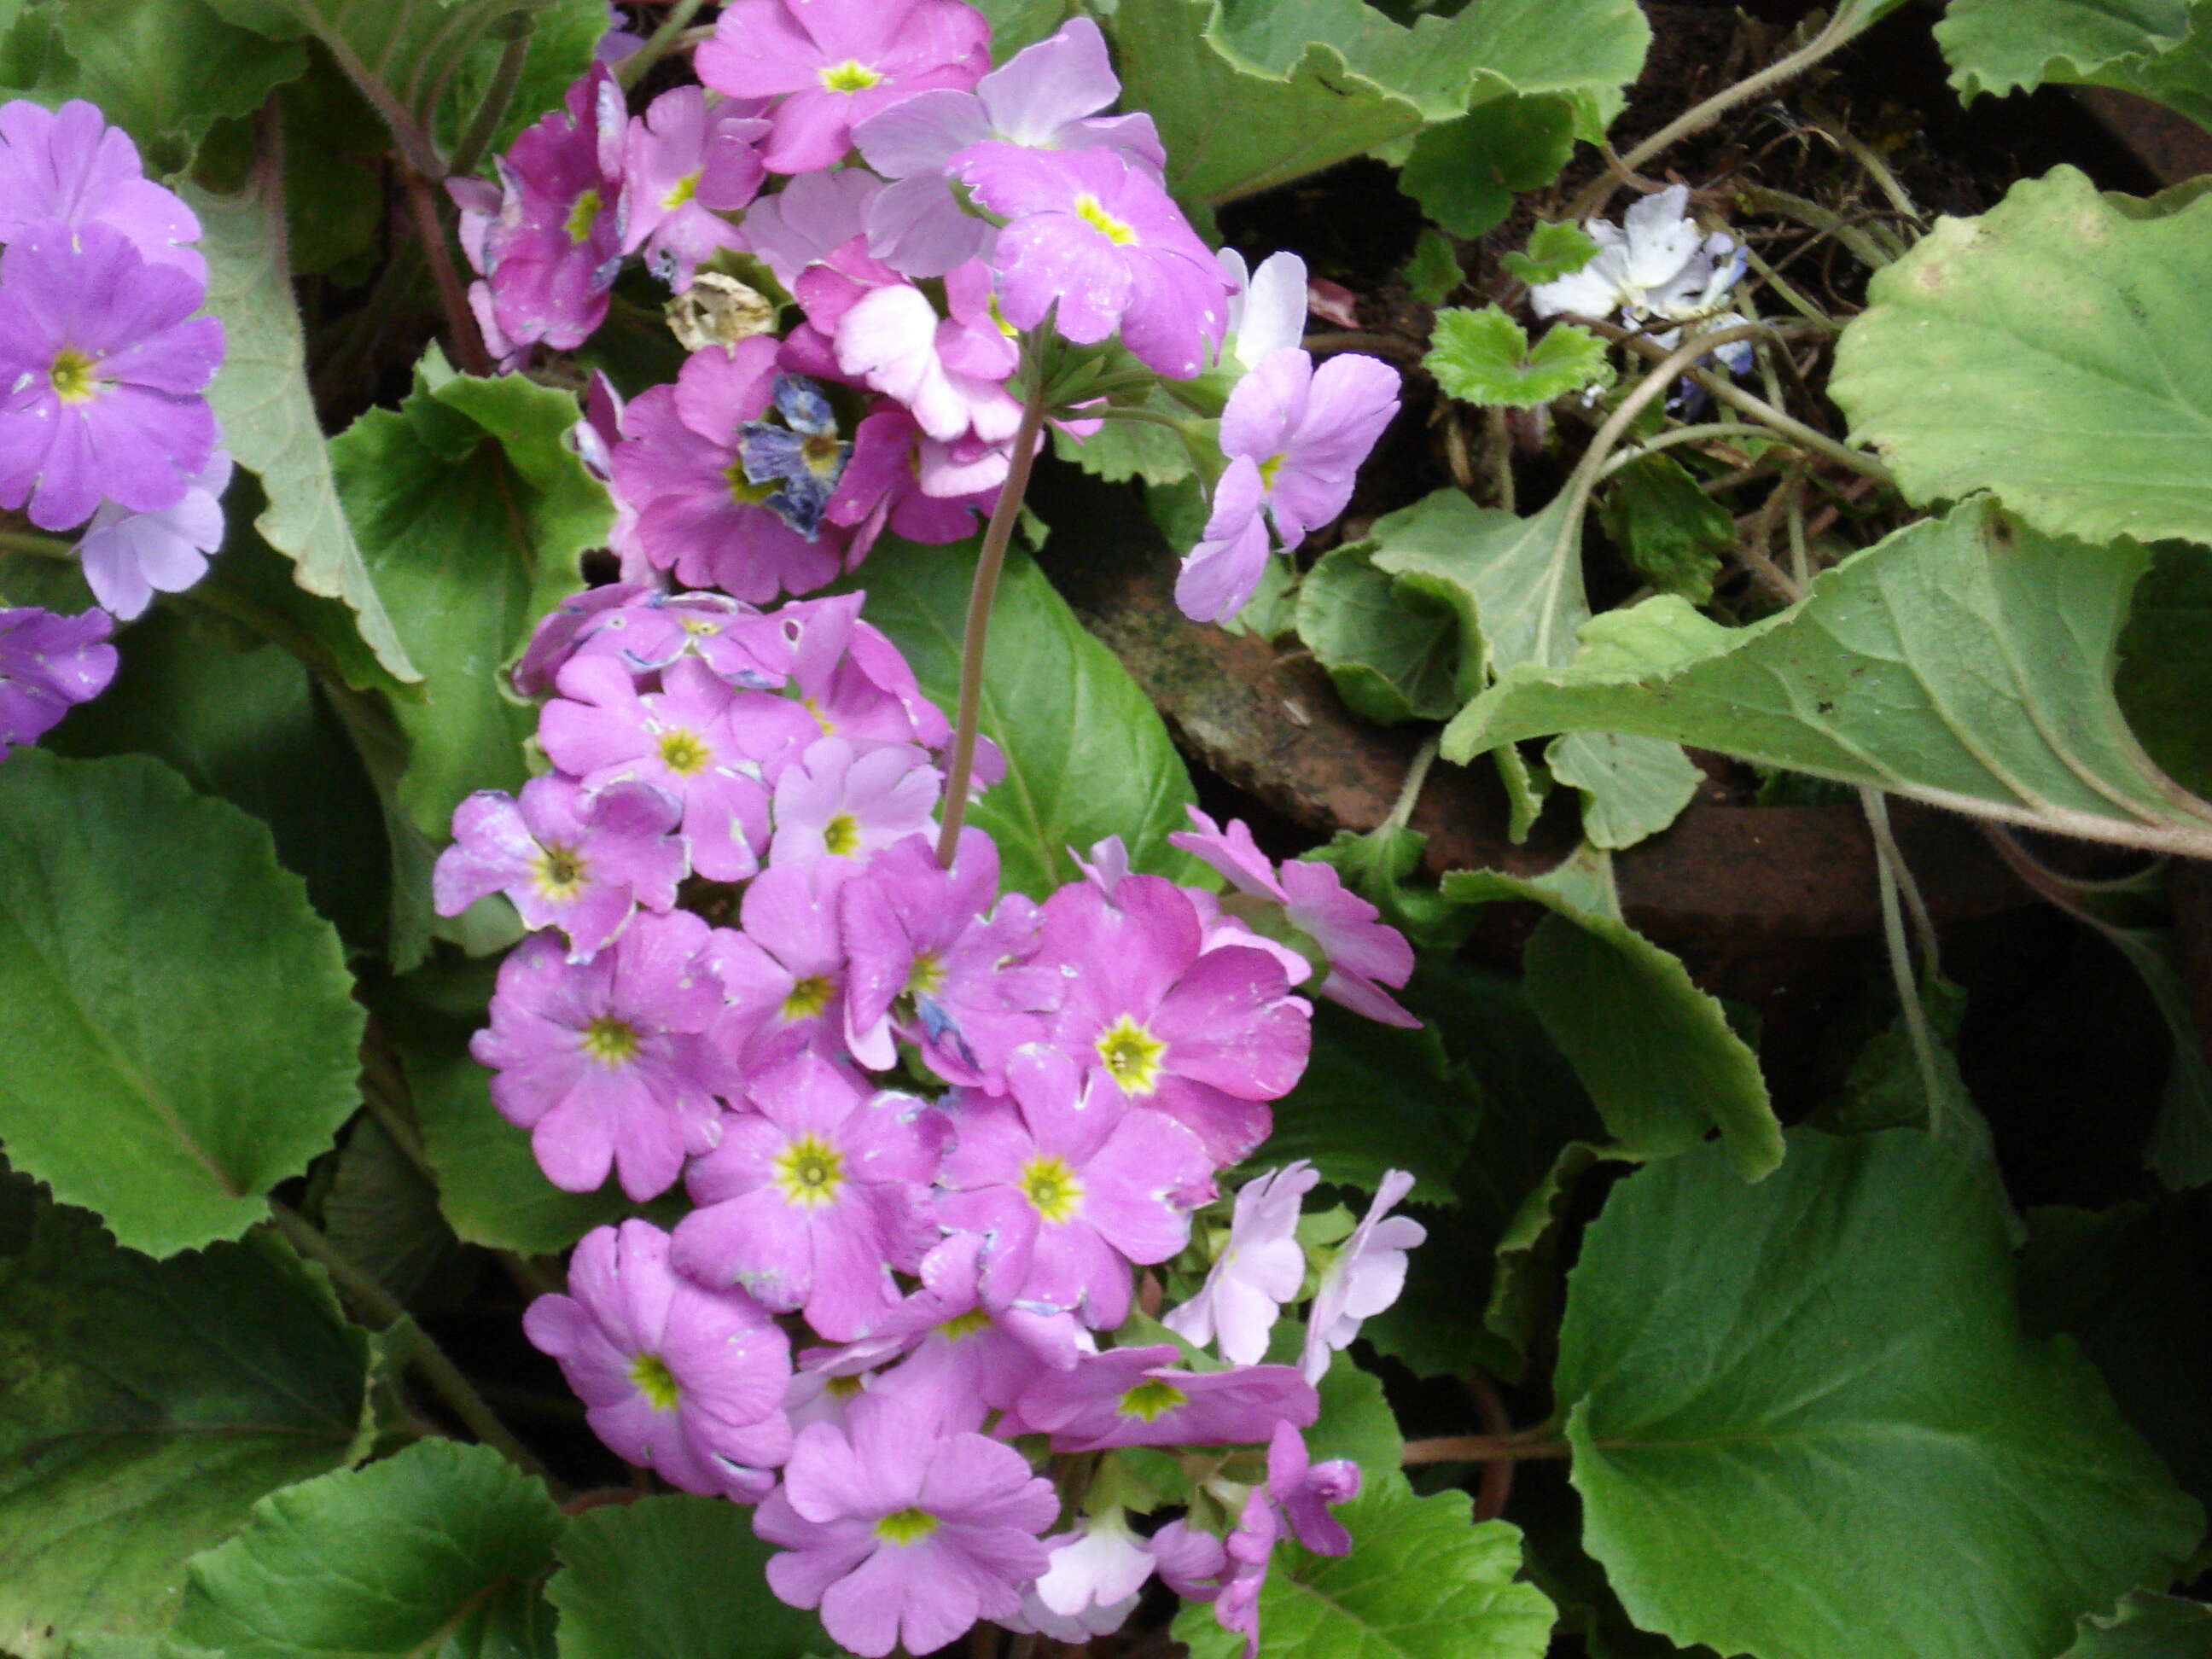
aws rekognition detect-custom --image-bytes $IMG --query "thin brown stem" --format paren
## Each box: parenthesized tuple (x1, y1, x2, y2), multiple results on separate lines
(404, 167, 492, 376)
(1402, 1433, 1571, 1464)
(1463, 1370, 1516, 1522)
(1484, 405, 1516, 513)
(935, 380, 1052, 866)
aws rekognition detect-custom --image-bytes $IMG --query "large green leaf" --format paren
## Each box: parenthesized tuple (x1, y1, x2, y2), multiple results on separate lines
(1543, 732, 1700, 852)
(0, 753, 364, 1256)
(2117, 543, 2212, 801)
(843, 538, 1203, 899)
(1173, 1476, 1556, 1659)
(175, 1440, 562, 1658)
(330, 347, 612, 838)
(1447, 501, 2212, 859)
(2062, 1592, 2212, 1657)
(1831, 166, 2212, 549)
(1296, 542, 1468, 725)
(546, 1494, 831, 1659)
(1442, 870, 1784, 1179)
(1557, 1129, 2204, 1659)
(1936, 0, 2193, 100)
(1400, 96, 1577, 241)
(188, 178, 421, 685)
(0, 1211, 369, 1654)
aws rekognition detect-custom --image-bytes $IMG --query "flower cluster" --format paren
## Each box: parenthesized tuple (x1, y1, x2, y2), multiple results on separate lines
(0, 97, 232, 759)
(442, 8, 1422, 1653)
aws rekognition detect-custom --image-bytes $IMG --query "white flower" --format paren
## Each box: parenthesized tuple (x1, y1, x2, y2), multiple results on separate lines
(1165, 1161, 1318, 1365)
(1531, 184, 1743, 325)
(1220, 248, 1309, 370)
(1300, 1168, 1426, 1384)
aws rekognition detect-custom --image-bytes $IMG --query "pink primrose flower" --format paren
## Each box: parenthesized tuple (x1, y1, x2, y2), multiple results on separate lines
(1266, 1417, 1359, 1555)
(769, 736, 940, 867)
(0, 98, 204, 280)
(478, 65, 628, 352)
(1163, 1160, 1319, 1365)
(622, 85, 769, 287)
(1004, 1343, 1318, 1452)
(739, 166, 881, 290)
(0, 605, 115, 756)
(73, 449, 228, 620)
(707, 856, 859, 1073)
(824, 406, 994, 558)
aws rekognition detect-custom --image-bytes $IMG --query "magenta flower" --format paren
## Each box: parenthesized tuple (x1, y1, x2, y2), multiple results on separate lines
(0, 99, 204, 280)
(1178, 347, 1402, 622)
(784, 593, 954, 752)
(623, 85, 768, 288)
(539, 654, 815, 882)
(1005, 1345, 1318, 1452)
(952, 144, 1228, 378)
(840, 829, 1060, 1085)
(754, 1393, 1057, 1658)
(768, 736, 940, 867)
(1214, 1486, 1278, 1659)
(524, 1220, 793, 1500)
(1164, 1161, 1319, 1365)
(0, 605, 116, 757)
(697, 0, 991, 176)
(72, 448, 228, 620)
(1035, 874, 1311, 1166)
(672, 1051, 949, 1341)
(0, 221, 222, 532)
(1301, 1169, 1426, 1383)
(612, 340, 848, 602)
(796, 247, 1022, 445)
(1171, 808, 1417, 1026)
(434, 774, 686, 958)
(1266, 1418, 1359, 1555)
(708, 857, 859, 1073)
(825, 407, 993, 558)
(478, 65, 627, 352)
(936, 1047, 1213, 1329)
(514, 585, 793, 696)
(471, 914, 741, 1200)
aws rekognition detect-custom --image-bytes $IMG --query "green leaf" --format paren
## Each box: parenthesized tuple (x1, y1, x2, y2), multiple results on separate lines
(1406, 228, 1462, 306)
(1440, 870, 1784, 1179)
(330, 347, 613, 837)
(323, 1119, 465, 1304)
(1598, 453, 1732, 605)
(1502, 220, 1601, 287)
(1936, 0, 2192, 100)
(1371, 487, 1586, 679)
(1296, 542, 1470, 725)
(1557, 1128, 2205, 1659)
(435, 0, 606, 160)
(1400, 96, 1576, 239)
(0, 1211, 369, 1653)
(2061, 1592, 2212, 1657)
(1424, 306, 1613, 410)
(1831, 166, 2212, 549)
(973, 0, 1068, 61)
(1543, 731, 1700, 851)
(1054, 389, 1199, 487)
(44, 0, 305, 173)
(176, 1440, 562, 1658)
(1173, 1476, 1556, 1659)
(1446, 500, 2212, 859)
(841, 538, 1204, 899)
(187, 178, 422, 685)
(1254, 1000, 1485, 1206)
(547, 1493, 831, 1659)
(2117, 543, 2212, 801)
(1309, 1352, 1405, 1478)
(0, 752, 364, 1256)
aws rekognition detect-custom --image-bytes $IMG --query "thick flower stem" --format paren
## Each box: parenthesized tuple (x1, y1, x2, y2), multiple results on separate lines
(934, 379, 1053, 867)
(268, 1200, 565, 1493)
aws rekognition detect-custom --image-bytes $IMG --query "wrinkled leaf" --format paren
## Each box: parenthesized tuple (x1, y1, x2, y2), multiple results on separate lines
(1937, 0, 2192, 100)
(1598, 453, 1732, 604)
(2061, 1591, 2212, 1657)
(1297, 542, 1470, 725)
(45, 0, 305, 173)
(1425, 306, 1614, 410)
(1371, 486, 1587, 676)
(1400, 96, 1576, 239)
(1406, 227, 1462, 306)
(1543, 731, 1700, 850)
(1503, 220, 1601, 287)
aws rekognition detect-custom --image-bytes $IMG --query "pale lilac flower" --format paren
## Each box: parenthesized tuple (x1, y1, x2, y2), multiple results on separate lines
(824, 406, 993, 558)
(769, 736, 940, 866)
(0, 99, 203, 279)
(479, 65, 627, 352)
(513, 582, 655, 696)
(1301, 1169, 1426, 1383)
(841, 829, 1060, 1085)
(1018, 1511, 1153, 1639)
(539, 654, 815, 882)
(434, 774, 685, 958)
(785, 1365, 875, 1433)
(1177, 347, 1401, 623)
(472, 915, 740, 1199)
(0, 605, 115, 757)
(797, 247, 1021, 445)
(1214, 1486, 1278, 1659)
(596, 3, 645, 64)
(708, 857, 858, 1072)
(952, 144, 1228, 378)
(1036, 873, 1311, 1165)
(524, 1220, 793, 1500)
(938, 1047, 1213, 1329)
(852, 16, 1165, 276)
(613, 340, 849, 601)
(1267, 1418, 1359, 1555)
(1164, 1161, 1319, 1365)
(623, 86, 769, 288)
(514, 585, 790, 696)
(673, 1052, 949, 1341)
(1150, 1518, 1229, 1603)
(1171, 808, 1417, 1026)
(1219, 249, 1310, 371)
(1202, 1423, 1360, 1658)
(72, 449, 228, 620)
(754, 1392, 1057, 1658)
(0, 222, 222, 532)
(740, 167, 881, 289)
(1005, 1345, 1318, 1452)
(697, 0, 991, 176)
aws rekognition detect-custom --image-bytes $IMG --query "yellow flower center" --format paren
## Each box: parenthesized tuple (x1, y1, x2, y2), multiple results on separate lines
(680, 614, 722, 637)
(582, 1016, 639, 1065)
(657, 727, 712, 774)
(1115, 1378, 1189, 1421)
(906, 949, 947, 997)
(800, 694, 836, 736)
(1096, 1015, 1166, 1095)
(725, 462, 778, 507)
(874, 1506, 939, 1545)
(825, 1373, 866, 1399)
(819, 58, 886, 93)
(532, 842, 587, 901)
(565, 187, 603, 245)
(781, 973, 835, 1022)
(662, 171, 701, 210)
(1074, 192, 1137, 246)
(774, 1133, 846, 1208)
(939, 1308, 992, 1342)
(801, 432, 845, 477)
(823, 812, 862, 857)
(631, 1352, 680, 1412)
(1258, 452, 1286, 489)
(1019, 1155, 1086, 1224)
(48, 346, 99, 405)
